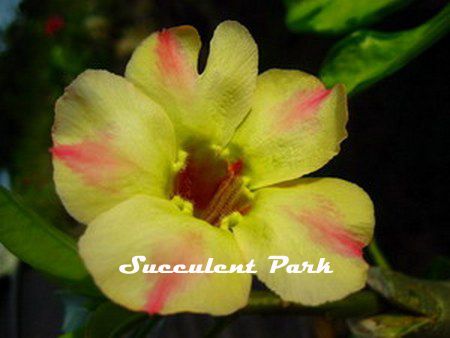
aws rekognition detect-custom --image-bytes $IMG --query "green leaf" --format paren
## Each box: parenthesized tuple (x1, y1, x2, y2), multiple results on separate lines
(0, 187, 87, 281)
(350, 267, 450, 338)
(284, 0, 411, 35)
(59, 291, 104, 333)
(320, 4, 450, 95)
(349, 314, 432, 338)
(84, 302, 147, 338)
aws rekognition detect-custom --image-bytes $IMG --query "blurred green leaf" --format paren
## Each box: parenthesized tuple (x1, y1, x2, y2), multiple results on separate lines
(349, 267, 450, 338)
(1, 0, 114, 233)
(284, 0, 411, 35)
(0, 186, 88, 281)
(84, 302, 147, 338)
(320, 3, 450, 95)
(349, 314, 432, 338)
(59, 291, 104, 333)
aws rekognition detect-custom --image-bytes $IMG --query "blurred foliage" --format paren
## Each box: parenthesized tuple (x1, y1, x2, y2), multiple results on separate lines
(0, 0, 158, 234)
(349, 268, 450, 337)
(284, 0, 412, 35)
(0, 187, 91, 283)
(350, 315, 433, 338)
(57, 293, 156, 338)
(284, 1, 450, 95)
(77, 301, 150, 338)
(320, 3, 450, 95)
(59, 291, 104, 333)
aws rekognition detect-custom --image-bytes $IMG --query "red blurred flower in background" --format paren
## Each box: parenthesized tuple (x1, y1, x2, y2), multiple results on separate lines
(44, 15, 65, 36)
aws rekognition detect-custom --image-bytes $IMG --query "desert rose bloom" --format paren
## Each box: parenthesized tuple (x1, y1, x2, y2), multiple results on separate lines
(51, 21, 375, 315)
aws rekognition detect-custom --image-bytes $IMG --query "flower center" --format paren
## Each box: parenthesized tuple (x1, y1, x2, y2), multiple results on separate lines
(172, 144, 252, 227)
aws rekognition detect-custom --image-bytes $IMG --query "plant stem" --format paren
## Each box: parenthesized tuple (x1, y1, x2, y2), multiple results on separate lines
(368, 240, 391, 269)
(242, 290, 384, 318)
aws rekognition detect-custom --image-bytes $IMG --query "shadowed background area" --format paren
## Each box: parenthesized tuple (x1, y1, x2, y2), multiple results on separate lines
(1, 0, 449, 337)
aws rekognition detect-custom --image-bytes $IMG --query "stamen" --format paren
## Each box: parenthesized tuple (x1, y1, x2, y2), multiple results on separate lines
(201, 174, 243, 225)
(172, 148, 251, 226)
(171, 195, 193, 215)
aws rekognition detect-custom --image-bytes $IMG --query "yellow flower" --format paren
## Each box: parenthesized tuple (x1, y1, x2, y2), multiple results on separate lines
(51, 21, 375, 315)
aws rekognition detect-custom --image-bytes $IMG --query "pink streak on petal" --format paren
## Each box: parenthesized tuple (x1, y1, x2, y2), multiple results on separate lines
(286, 198, 364, 258)
(144, 232, 203, 314)
(50, 139, 131, 187)
(156, 30, 181, 76)
(301, 211, 365, 257)
(145, 274, 183, 314)
(279, 88, 331, 130)
(155, 29, 195, 88)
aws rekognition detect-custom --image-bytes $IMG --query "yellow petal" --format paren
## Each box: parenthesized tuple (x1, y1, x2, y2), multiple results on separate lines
(229, 69, 348, 188)
(51, 70, 176, 223)
(233, 178, 374, 305)
(195, 21, 258, 145)
(125, 21, 258, 146)
(79, 195, 251, 315)
(125, 24, 200, 143)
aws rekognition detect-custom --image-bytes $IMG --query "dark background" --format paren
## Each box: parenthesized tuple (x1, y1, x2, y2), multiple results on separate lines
(1, 0, 449, 337)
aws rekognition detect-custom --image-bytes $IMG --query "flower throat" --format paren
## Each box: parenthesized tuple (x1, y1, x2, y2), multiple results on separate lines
(172, 144, 252, 227)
